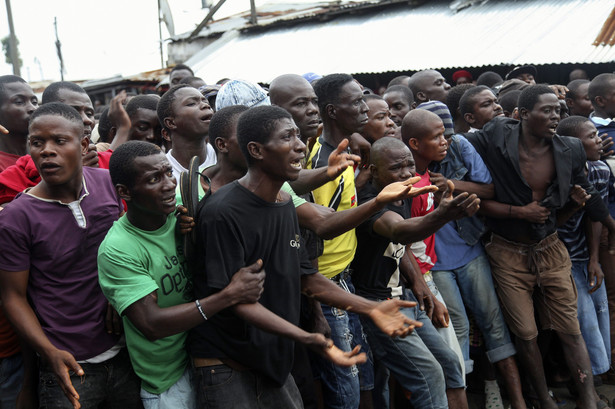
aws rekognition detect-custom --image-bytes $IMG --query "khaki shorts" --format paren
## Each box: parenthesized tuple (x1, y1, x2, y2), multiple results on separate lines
(484, 233, 579, 340)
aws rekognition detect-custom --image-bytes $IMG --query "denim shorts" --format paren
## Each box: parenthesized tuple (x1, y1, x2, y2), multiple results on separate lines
(432, 253, 516, 372)
(309, 275, 374, 409)
(571, 260, 611, 375)
(361, 290, 465, 409)
(140, 366, 195, 409)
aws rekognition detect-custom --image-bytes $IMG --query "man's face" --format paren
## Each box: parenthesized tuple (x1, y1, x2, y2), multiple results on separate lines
(56, 89, 95, 138)
(0, 82, 38, 135)
(29, 115, 87, 186)
(260, 117, 306, 182)
(596, 80, 615, 118)
(216, 120, 247, 173)
(383, 90, 411, 126)
(170, 69, 192, 85)
(577, 121, 603, 161)
(127, 153, 177, 217)
(455, 77, 471, 86)
(274, 80, 320, 140)
(419, 71, 451, 103)
(362, 99, 396, 143)
(373, 146, 415, 188)
(522, 93, 560, 140)
(567, 82, 593, 117)
(411, 117, 448, 163)
(516, 73, 536, 85)
(467, 89, 504, 129)
(332, 81, 369, 134)
(169, 87, 214, 138)
(129, 108, 163, 146)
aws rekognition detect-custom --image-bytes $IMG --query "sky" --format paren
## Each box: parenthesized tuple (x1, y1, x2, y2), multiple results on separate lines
(0, 0, 322, 82)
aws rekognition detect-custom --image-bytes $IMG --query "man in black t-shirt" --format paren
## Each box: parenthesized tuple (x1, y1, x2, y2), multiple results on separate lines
(189, 106, 420, 408)
(352, 137, 479, 409)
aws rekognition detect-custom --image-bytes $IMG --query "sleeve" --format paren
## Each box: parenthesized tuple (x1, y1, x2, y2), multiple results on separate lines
(463, 130, 489, 161)
(97, 150, 113, 170)
(280, 182, 307, 208)
(97, 240, 159, 315)
(0, 209, 32, 272)
(299, 238, 317, 276)
(357, 184, 386, 238)
(571, 143, 609, 222)
(200, 207, 246, 291)
(459, 136, 492, 184)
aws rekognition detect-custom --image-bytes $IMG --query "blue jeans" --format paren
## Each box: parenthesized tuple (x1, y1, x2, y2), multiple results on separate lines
(432, 253, 516, 373)
(0, 352, 23, 409)
(38, 348, 142, 409)
(572, 260, 611, 375)
(361, 291, 465, 409)
(141, 366, 195, 409)
(194, 365, 302, 409)
(310, 276, 374, 409)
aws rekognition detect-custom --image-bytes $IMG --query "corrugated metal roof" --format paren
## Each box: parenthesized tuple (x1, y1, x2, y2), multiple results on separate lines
(183, 0, 615, 84)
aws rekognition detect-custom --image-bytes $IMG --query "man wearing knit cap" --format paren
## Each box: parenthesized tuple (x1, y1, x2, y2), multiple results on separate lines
(215, 79, 270, 111)
(452, 70, 473, 86)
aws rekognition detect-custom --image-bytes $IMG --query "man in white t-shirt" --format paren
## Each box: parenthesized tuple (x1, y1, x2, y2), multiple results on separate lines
(157, 84, 217, 180)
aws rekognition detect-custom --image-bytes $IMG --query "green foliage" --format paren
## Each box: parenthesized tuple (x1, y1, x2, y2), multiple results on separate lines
(1, 36, 23, 69)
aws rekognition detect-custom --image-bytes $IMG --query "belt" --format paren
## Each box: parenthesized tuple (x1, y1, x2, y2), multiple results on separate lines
(331, 266, 351, 283)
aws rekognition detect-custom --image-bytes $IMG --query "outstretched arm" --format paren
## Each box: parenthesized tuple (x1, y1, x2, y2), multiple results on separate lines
(297, 177, 438, 240)
(301, 272, 420, 338)
(290, 139, 361, 195)
(233, 301, 367, 367)
(373, 180, 480, 245)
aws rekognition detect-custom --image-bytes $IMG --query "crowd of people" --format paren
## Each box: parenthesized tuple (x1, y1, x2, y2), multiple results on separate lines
(0, 62, 615, 409)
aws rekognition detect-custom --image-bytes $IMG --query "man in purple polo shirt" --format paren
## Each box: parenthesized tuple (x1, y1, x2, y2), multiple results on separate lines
(0, 102, 141, 409)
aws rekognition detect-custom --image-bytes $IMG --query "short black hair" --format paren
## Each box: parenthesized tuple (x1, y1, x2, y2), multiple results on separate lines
(384, 85, 414, 105)
(387, 75, 410, 88)
(588, 73, 615, 106)
(476, 71, 503, 88)
(209, 105, 249, 154)
(109, 140, 162, 188)
(97, 107, 113, 143)
(556, 115, 592, 138)
(126, 94, 159, 120)
(170, 64, 194, 76)
(518, 85, 556, 112)
(179, 76, 205, 88)
(446, 84, 475, 121)
(499, 90, 521, 115)
(364, 94, 383, 103)
(313, 73, 354, 115)
(236, 105, 291, 165)
(0, 75, 27, 104)
(42, 81, 87, 104)
(459, 85, 493, 116)
(566, 79, 590, 100)
(29, 102, 83, 135)
(157, 84, 191, 132)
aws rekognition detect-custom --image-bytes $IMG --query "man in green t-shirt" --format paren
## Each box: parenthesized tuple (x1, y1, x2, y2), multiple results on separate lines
(98, 141, 265, 409)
